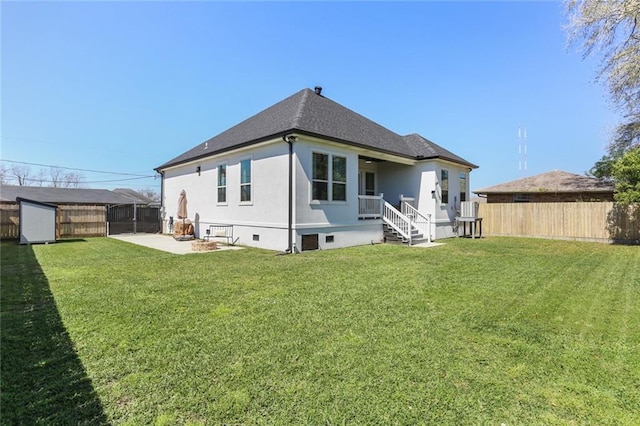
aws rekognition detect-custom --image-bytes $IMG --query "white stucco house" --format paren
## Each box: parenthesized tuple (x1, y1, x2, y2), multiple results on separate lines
(156, 87, 478, 252)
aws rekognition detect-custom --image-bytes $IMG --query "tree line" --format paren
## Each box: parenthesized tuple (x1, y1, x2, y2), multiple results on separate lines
(565, 0, 640, 203)
(0, 164, 85, 188)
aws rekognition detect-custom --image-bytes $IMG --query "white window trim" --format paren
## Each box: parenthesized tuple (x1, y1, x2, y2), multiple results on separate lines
(310, 150, 348, 204)
(239, 157, 253, 206)
(217, 162, 228, 206)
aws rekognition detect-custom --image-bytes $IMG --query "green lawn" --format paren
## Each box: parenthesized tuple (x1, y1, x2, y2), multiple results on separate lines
(2, 237, 639, 425)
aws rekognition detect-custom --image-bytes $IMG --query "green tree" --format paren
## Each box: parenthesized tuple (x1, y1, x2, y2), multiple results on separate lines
(566, 0, 640, 188)
(612, 146, 640, 203)
(587, 123, 639, 179)
(587, 155, 616, 180)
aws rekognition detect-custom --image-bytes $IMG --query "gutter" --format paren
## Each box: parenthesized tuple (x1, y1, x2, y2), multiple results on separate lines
(282, 134, 297, 254)
(159, 170, 165, 226)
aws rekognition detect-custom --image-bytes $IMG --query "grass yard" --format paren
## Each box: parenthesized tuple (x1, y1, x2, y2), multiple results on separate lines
(1, 237, 639, 425)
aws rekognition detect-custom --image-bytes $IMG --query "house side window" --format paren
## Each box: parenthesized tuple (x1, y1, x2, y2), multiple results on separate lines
(514, 193, 530, 203)
(441, 169, 449, 204)
(312, 153, 329, 200)
(332, 156, 347, 201)
(312, 152, 347, 202)
(460, 172, 467, 202)
(217, 164, 227, 203)
(240, 159, 251, 203)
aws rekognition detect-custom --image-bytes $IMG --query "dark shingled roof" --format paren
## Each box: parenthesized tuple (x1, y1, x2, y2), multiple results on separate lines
(0, 185, 151, 205)
(473, 170, 615, 194)
(402, 133, 477, 168)
(157, 88, 477, 170)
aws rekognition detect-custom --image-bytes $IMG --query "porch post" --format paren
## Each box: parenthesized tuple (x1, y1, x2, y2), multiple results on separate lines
(408, 214, 413, 246)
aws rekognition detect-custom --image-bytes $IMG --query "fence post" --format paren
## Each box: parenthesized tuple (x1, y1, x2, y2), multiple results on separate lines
(56, 206, 61, 239)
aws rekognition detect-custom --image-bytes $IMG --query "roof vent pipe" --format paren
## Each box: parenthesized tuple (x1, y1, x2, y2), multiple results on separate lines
(314, 86, 322, 95)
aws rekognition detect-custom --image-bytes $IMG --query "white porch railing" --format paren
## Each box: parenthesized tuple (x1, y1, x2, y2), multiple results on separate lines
(401, 200, 432, 243)
(358, 194, 384, 219)
(360, 195, 431, 245)
(382, 201, 412, 243)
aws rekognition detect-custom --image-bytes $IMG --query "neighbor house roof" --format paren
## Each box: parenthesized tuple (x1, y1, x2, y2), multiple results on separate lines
(0, 185, 152, 205)
(113, 188, 158, 204)
(156, 88, 478, 170)
(473, 170, 615, 195)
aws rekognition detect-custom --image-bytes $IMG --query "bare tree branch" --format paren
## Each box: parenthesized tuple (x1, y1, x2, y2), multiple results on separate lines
(10, 165, 32, 186)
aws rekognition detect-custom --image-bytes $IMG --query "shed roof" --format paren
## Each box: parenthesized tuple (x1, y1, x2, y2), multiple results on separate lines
(473, 170, 615, 194)
(157, 88, 478, 170)
(16, 197, 58, 209)
(0, 185, 151, 205)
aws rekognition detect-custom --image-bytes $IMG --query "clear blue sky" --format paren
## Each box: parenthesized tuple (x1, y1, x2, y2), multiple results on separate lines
(1, 1, 618, 193)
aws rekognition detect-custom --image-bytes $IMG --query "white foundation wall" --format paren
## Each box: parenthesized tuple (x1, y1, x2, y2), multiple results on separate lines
(295, 222, 383, 251)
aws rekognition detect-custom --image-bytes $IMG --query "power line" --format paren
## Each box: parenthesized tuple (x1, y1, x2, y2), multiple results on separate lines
(0, 159, 155, 178)
(4, 175, 156, 185)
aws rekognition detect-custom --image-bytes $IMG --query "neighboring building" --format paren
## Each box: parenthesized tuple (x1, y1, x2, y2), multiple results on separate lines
(0, 185, 154, 205)
(156, 87, 478, 251)
(113, 188, 160, 206)
(473, 170, 615, 203)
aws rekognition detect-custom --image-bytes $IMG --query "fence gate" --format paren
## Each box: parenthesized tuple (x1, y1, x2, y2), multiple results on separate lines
(107, 205, 161, 235)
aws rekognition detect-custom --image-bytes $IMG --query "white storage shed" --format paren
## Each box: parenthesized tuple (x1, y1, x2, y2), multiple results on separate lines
(18, 198, 57, 245)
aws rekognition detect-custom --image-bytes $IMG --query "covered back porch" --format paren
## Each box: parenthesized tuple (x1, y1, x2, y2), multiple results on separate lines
(357, 193, 432, 245)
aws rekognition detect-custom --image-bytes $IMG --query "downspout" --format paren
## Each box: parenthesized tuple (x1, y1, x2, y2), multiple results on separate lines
(159, 170, 165, 233)
(283, 134, 297, 253)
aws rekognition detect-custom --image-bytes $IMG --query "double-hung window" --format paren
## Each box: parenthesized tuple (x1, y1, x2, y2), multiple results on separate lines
(332, 156, 347, 201)
(312, 152, 347, 202)
(217, 164, 227, 203)
(441, 169, 449, 204)
(459, 172, 467, 202)
(240, 158, 251, 203)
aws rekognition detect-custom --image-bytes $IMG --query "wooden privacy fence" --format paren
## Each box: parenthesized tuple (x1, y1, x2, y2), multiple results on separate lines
(0, 204, 107, 239)
(478, 202, 640, 243)
(57, 205, 107, 238)
(1, 204, 20, 239)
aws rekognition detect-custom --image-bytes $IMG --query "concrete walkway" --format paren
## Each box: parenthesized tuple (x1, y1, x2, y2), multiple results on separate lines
(410, 241, 445, 248)
(109, 234, 244, 255)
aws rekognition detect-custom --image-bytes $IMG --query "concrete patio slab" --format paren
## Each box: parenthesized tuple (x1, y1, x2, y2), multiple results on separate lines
(109, 234, 244, 255)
